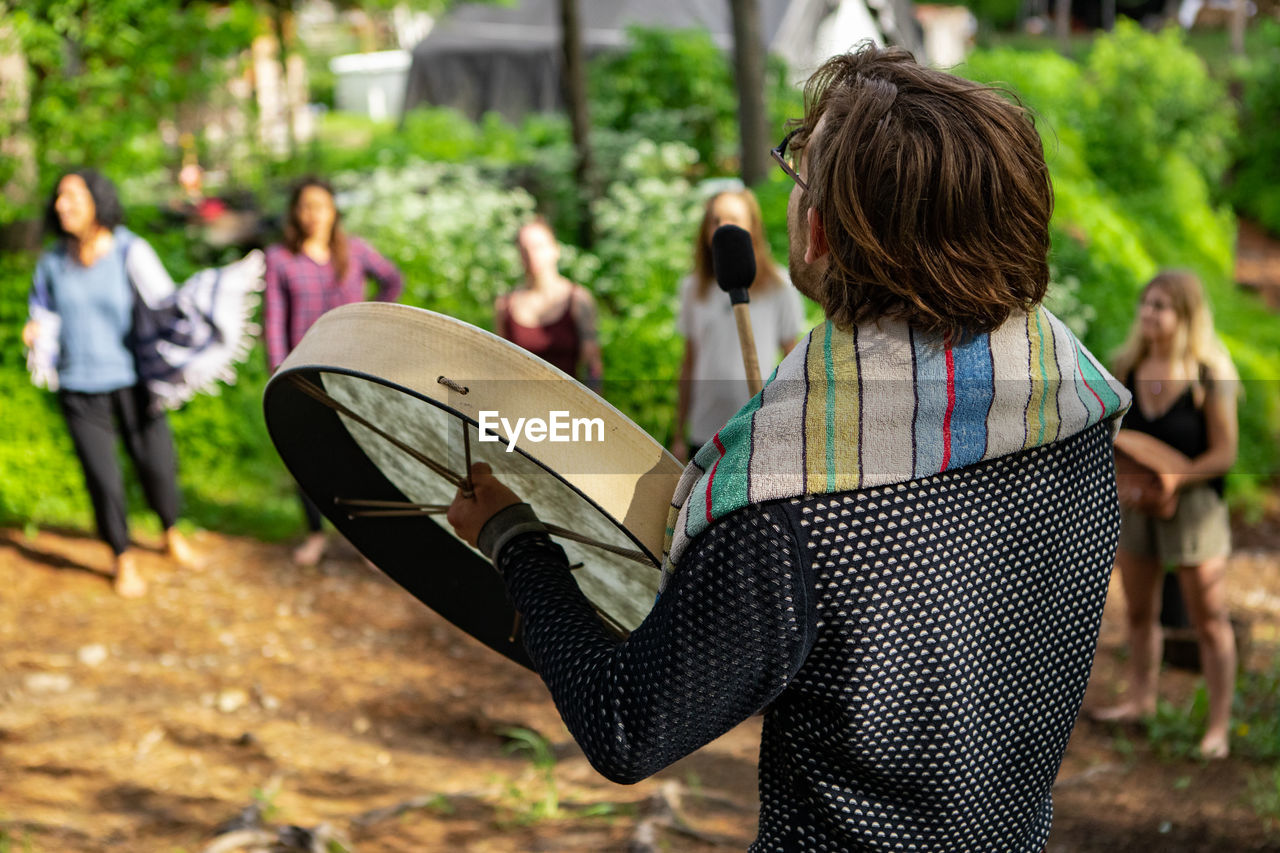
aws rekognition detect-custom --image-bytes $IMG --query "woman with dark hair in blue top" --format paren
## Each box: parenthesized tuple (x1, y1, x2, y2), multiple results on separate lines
(23, 169, 201, 596)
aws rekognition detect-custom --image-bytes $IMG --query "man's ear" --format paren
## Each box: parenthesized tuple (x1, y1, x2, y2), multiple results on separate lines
(805, 207, 828, 264)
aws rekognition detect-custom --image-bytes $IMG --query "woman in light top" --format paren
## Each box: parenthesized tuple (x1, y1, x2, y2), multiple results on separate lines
(671, 189, 804, 462)
(1093, 270, 1239, 759)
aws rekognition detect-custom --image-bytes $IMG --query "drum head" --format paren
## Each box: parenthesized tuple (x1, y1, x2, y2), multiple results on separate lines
(264, 303, 682, 668)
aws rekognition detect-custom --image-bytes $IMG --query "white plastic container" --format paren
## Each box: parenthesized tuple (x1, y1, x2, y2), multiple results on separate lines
(330, 50, 413, 121)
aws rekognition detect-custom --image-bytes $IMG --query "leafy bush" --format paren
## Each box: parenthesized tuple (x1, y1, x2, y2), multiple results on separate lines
(330, 138, 704, 443)
(930, 0, 1021, 30)
(962, 27, 1279, 504)
(0, 254, 89, 527)
(589, 27, 739, 175)
(1081, 21, 1235, 195)
(2, 0, 259, 223)
(336, 161, 538, 327)
(589, 141, 703, 441)
(588, 26, 803, 177)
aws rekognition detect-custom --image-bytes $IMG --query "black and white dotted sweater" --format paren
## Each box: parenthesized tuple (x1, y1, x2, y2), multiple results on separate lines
(493, 420, 1120, 851)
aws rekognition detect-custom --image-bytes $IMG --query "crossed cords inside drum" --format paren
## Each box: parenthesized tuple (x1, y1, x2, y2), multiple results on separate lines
(287, 374, 654, 567)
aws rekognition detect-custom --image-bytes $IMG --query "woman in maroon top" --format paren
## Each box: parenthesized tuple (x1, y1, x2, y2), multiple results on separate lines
(495, 218, 603, 392)
(1093, 270, 1239, 759)
(265, 177, 403, 565)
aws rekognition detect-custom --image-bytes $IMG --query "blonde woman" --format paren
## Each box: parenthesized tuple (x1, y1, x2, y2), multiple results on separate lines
(1094, 270, 1239, 759)
(672, 189, 803, 462)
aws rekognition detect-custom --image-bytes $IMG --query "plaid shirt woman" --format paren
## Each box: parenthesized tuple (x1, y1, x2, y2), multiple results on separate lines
(264, 177, 404, 564)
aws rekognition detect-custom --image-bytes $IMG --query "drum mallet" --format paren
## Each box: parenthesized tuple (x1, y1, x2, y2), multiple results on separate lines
(711, 224, 763, 396)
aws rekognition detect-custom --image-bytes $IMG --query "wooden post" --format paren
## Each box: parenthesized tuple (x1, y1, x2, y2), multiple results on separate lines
(559, 0, 595, 247)
(1230, 0, 1246, 56)
(730, 0, 770, 186)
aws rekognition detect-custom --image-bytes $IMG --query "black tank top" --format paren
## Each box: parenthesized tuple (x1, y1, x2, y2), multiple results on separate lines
(1124, 366, 1223, 495)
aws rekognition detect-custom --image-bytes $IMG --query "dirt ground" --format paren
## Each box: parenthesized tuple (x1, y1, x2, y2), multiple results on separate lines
(1, 514, 1278, 852)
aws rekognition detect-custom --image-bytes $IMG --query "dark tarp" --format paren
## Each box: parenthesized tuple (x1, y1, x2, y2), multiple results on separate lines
(404, 0, 923, 121)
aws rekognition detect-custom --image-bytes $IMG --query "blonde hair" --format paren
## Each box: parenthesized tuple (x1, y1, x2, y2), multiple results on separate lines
(691, 189, 784, 300)
(1112, 270, 1238, 394)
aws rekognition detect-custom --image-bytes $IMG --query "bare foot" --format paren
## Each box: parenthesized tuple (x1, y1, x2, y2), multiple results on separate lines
(1198, 732, 1230, 760)
(112, 552, 147, 598)
(292, 532, 327, 567)
(1088, 702, 1154, 723)
(165, 527, 207, 570)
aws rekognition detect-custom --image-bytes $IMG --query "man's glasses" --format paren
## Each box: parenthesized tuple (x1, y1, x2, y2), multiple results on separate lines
(771, 129, 808, 191)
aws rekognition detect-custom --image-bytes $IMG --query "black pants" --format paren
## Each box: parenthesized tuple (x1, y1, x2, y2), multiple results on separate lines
(59, 386, 180, 555)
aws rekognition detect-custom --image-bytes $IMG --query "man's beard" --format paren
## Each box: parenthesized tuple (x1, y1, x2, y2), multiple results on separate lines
(787, 201, 826, 305)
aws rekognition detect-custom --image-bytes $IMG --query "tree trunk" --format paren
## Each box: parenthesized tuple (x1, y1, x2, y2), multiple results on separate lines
(272, 2, 297, 158)
(1230, 0, 1246, 56)
(559, 0, 594, 246)
(0, 20, 39, 245)
(1055, 0, 1072, 56)
(730, 0, 769, 186)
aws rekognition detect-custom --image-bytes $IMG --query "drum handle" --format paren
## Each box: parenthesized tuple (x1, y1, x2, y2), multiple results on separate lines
(333, 498, 654, 566)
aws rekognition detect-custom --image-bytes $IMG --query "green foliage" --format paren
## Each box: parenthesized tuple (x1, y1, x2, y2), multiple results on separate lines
(962, 29, 1280, 505)
(0, 252, 90, 528)
(589, 27, 738, 174)
(3, 0, 259, 221)
(1145, 690, 1207, 760)
(588, 26, 803, 176)
(1144, 657, 1280, 763)
(1250, 764, 1280, 838)
(1232, 659, 1280, 761)
(974, 0, 1023, 29)
(1080, 21, 1235, 195)
(336, 160, 536, 327)
(0, 820, 34, 853)
(500, 726, 560, 822)
(930, 0, 1020, 30)
(590, 140, 703, 441)
(250, 784, 283, 823)
(754, 169, 795, 270)
(1231, 20, 1280, 235)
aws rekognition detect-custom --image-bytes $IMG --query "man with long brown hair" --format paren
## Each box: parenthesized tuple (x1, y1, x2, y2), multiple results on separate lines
(450, 45, 1130, 850)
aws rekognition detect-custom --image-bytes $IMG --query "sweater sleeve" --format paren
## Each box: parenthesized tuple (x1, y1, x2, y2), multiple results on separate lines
(123, 235, 177, 307)
(263, 247, 289, 373)
(496, 502, 816, 784)
(353, 237, 403, 303)
(29, 255, 54, 314)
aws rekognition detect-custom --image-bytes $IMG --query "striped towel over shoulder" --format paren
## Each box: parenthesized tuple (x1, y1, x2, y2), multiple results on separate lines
(660, 305, 1131, 582)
